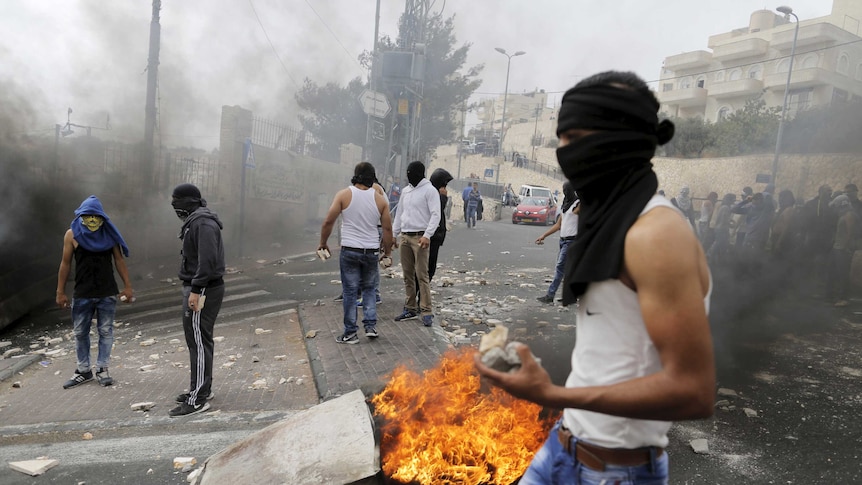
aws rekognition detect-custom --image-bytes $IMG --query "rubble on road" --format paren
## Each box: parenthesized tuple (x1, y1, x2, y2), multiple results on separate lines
(8, 458, 59, 476)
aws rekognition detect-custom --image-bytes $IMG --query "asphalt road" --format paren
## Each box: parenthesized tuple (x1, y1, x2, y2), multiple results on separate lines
(2, 213, 861, 484)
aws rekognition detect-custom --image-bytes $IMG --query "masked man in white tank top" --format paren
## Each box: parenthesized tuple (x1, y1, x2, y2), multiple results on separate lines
(475, 71, 716, 485)
(319, 162, 393, 344)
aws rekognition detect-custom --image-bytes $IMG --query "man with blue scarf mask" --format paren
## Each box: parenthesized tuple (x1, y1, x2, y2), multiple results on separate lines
(56, 195, 132, 389)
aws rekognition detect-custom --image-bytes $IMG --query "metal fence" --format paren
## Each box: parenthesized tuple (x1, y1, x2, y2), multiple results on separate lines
(251, 116, 339, 163)
(163, 153, 218, 196)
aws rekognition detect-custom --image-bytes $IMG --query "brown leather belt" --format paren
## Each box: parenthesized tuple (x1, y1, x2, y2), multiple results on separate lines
(557, 426, 663, 471)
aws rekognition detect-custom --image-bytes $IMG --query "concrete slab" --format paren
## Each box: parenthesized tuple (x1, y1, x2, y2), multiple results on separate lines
(199, 389, 378, 485)
(8, 458, 59, 476)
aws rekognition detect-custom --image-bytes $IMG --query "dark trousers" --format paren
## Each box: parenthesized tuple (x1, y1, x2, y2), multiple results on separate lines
(182, 284, 224, 405)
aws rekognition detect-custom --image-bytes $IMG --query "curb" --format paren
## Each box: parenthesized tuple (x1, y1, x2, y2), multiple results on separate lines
(0, 354, 40, 383)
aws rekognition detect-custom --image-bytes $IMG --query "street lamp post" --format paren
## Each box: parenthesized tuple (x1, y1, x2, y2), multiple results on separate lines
(771, 5, 799, 186)
(494, 47, 525, 156)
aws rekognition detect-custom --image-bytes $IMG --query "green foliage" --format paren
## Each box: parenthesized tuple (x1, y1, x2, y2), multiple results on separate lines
(712, 95, 780, 157)
(782, 98, 862, 154)
(296, 12, 482, 164)
(662, 116, 715, 158)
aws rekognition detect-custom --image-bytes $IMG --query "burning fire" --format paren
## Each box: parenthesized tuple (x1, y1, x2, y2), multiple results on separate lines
(371, 348, 557, 485)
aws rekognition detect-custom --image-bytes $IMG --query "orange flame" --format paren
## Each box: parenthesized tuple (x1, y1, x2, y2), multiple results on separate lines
(371, 348, 557, 485)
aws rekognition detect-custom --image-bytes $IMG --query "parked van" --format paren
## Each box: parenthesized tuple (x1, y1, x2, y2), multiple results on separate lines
(519, 184, 553, 201)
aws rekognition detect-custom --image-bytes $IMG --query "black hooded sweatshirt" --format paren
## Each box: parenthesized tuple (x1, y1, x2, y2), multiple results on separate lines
(178, 207, 226, 293)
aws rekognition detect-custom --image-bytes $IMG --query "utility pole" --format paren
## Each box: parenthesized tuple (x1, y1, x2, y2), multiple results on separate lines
(363, 0, 382, 172)
(531, 104, 541, 161)
(143, 0, 161, 190)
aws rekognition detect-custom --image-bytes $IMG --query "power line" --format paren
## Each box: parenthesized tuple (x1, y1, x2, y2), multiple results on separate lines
(302, 0, 365, 75)
(248, 0, 300, 88)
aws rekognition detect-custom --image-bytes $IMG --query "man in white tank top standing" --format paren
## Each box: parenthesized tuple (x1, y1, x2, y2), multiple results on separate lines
(318, 162, 393, 344)
(476, 71, 716, 484)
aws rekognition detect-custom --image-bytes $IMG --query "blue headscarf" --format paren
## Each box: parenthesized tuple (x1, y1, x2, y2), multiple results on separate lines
(71, 195, 130, 257)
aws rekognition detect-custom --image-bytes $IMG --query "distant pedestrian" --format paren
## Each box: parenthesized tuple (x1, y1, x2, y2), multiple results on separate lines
(826, 194, 857, 307)
(56, 195, 133, 389)
(671, 186, 696, 227)
(387, 177, 402, 210)
(392, 161, 441, 327)
(461, 183, 473, 222)
(466, 182, 481, 228)
(169, 183, 225, 418)
(319, 162, 393, 344)
(535, 182, 579, 304)
(698, 192, 718, 248)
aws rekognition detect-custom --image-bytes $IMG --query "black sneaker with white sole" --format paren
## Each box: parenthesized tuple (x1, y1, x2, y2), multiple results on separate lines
(169, 401, 211, 417)
(394, 308, 419, 321)
(175, 391, 215, 403)
(335, 332, 359, 344)
(365, 327, 379, 338)
(95, 367, 113, 387)
(333, 294, 344, 302)
(62, 370, 94, 389)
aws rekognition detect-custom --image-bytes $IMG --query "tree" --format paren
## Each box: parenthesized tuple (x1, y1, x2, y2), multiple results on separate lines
(712, 94, 780, 157)
(662, 116, 715, 158)
(294, 77, 367, 163)
(296, 12, 482, 166)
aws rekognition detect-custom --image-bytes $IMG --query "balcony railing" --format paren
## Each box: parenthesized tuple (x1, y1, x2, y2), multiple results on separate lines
(664, 50, 713, 71)
(772, 23, 854, 50)
(657, 87, 708, 107)
(764, 67, 836, 91)
(709, 78, 765, 99)
(712, 38, 769, 61)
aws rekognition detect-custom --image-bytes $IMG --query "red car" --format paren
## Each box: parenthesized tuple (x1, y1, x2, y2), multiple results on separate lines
(512, 197, 558, 225)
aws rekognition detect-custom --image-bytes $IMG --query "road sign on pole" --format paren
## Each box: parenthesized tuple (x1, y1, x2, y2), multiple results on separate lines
(359, 89, 391, 118)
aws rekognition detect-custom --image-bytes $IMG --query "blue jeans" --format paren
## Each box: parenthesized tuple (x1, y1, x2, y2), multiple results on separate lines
(71, 296, 117, 372)
(547, 238, 574, 297)
(520, 421, 668, 485)
(467, 204, 478, 227)
(340, 249, 380, 334)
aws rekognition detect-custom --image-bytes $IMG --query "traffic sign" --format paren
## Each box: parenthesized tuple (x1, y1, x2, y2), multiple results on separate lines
(359, 89, 391, 118)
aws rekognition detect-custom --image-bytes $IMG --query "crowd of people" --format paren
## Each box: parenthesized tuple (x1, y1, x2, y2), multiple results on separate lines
(673, 182, 860, 306)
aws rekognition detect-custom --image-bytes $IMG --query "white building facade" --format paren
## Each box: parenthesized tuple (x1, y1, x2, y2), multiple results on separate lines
(658, 0, 862, 122)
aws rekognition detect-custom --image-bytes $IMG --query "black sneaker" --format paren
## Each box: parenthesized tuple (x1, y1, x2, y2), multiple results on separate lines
(96, 367, 114, 387)
(335, 332, 359, 344)
(536, 295, 555, 304)
(422, 315, 433, 327)
(394, 308, 419, 321)
(62, 370, 93, 389)
(365, 327, 379, 338)
(333, 294, 344, 302)
(175, 391, 215, 403)
(169, 401, 211, 418)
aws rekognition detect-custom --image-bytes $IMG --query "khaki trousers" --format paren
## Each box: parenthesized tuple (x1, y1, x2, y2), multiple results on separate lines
(400, 233, 431, 315)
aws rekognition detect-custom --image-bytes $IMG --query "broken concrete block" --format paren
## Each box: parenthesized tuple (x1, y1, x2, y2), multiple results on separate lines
(305, 330, 318, 338)
(254, 328, 272, 335)
(46, 337, 63, 346)
(139, 364, 157, 372)
(221, 362, 235, 369)
(3, 348, 22, 358)
(149, 354, 160, 360)
(187, 467, 202, 482)
(690, 438, 709, 454)
(0, 341, 11, 349)
(479, 325, 508, 353)
(274, 355, 286, 361)
(743, 408, 758, 418)
(173, 457, 197, 470)
(486, 318, 502, 327)
(8, 458, 59, 476)
(251, 379, 267, 390)
(139, 339, 156, 347)
(717, 388, 737, 397)
(213, 336, 225, 343)
(714, 399, 730, 407)
(131, 402, 156, 411)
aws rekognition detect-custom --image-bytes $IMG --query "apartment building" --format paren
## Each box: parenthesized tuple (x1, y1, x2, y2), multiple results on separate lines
(658, 0, 862, 122)
(474, 90, 550, 131)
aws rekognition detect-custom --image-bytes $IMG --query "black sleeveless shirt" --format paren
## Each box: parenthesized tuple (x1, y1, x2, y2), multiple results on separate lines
(73, 246, 119, 299)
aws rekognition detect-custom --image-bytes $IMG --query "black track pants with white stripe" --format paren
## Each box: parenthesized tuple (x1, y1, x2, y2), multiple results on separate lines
(181, 285, 224, 406)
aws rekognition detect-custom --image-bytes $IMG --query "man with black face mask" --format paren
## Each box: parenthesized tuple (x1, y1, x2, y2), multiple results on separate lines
(475, 71, 715, 484)
(169, 183, 225, 417)
(392, 161, 441, 327)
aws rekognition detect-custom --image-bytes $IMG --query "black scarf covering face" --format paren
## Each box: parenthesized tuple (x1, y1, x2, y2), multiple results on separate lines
(554, 80, 674, 305)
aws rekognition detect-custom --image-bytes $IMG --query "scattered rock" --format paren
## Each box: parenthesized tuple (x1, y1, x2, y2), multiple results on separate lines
(743, 408, 758, 418)
(3, 348, 22, 358)
(717, 388, 738, 397)
(252, 356, 260, 363)
(305, 330, 318, 338)
(714, 399, 730, 407)
(12, 381, 21, 388)
(131, 402, 156, 411)
(187, 467, 202, 482)
(690, 438, 709, 454)
(251, 379, 267, 390)
(139, 339, 156, 347)
(274, 355, 287, 361)
(173, 457, 197, 470)
(169, 338, 182, 344)
(254, 328, 273, 335)
(139, 364, 157, 372)
(82, 432, 93, 440)
(212, 336, 225, 343)
(149, 354, 160, 361)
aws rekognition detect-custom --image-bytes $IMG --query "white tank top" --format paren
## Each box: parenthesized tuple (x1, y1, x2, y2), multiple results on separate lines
(340, 186, 380, 249)
(560, 204, 579, 238)
(562, 194, 712, 449)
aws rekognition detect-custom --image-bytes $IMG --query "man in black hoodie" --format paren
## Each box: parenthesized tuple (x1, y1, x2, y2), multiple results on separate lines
(169, 183, 226, 417)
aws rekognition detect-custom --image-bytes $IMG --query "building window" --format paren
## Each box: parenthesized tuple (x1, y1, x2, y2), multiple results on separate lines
(837, 53, 850, 75)
(662, 83, 673, 92)
(696, 76, 706, 88)
(788, 88, 813, 116)
(777, 59, 791, 73)
(729, 68, 742, 81)
(714, 70, 725, 82)
(833, 88, 848, 104)
(680, 77, 692, 89)
(801, 54, 818, 69)
(748, 65, 763, 80)
(717, 106, 731, 121)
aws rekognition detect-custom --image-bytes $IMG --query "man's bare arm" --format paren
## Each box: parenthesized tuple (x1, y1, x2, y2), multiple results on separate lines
(56, 230, 74, 308)
(319, 189, 348, 251)
(476, 208, 715, 421)
(113, 245, 134, 302)
(376, 192, 394, 257)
